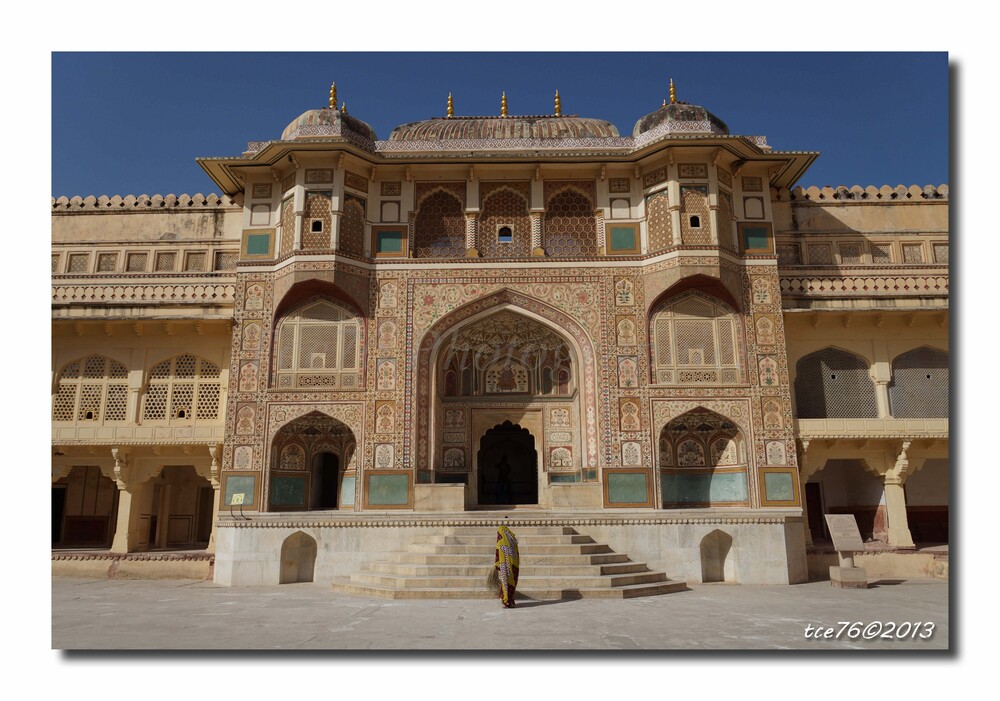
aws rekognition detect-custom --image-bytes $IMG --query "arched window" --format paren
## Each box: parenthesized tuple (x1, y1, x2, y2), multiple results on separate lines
(889, 347, 949, 418)
(544, 187, 597, 257)
(274, 298, 362, 390)
(795, 348, 877, 419)
(649, 292, 740, 385)
(52, 355, 129, 423)
(142, 354, 222, 422)
(659, 410, 747, 507)
(414, 190, 466, 258)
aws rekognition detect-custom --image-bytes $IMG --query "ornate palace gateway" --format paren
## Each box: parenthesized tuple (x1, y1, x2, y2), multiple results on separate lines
(52, 82, 948, 590)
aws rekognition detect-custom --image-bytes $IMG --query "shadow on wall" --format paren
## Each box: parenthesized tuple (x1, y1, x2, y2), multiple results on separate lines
(700, 529, 733, 583)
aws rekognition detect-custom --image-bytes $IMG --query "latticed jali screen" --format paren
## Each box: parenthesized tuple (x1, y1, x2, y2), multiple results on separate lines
(338, 195, 367, 256)
(646, 192, 673, 254)
(544, 189, 597, 257)
(888, 347, 949, 418)
(142, 355, 222, 421)
(478, 186, 532, 258)
(795, 349, 878, 418)
(301, 192, 333, 250)
(414, 191, 466, 258)
(275, 299, 361, 389)
(52, 356, 129, 422)
(650, 295, 739, 385)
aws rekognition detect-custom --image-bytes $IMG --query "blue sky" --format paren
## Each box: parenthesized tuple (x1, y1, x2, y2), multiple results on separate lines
(51, 52, 948, 197)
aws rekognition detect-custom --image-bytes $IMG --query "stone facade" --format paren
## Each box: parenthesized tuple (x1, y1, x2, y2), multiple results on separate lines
(51, 87, 948, 585)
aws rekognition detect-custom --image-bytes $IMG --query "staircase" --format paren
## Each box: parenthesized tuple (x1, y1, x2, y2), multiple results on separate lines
(331, 526, 686, 600)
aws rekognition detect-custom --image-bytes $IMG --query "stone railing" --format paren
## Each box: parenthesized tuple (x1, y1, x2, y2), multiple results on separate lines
(52, 282, 237, 306)
(51, 193, 239, 211)
(779, 273, 948, 297)
(772, 184, 948, 202)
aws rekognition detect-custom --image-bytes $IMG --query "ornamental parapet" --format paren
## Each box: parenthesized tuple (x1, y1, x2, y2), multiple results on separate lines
(52, 425, 226, 444)
(772, 184, 948, 202)
(52, 282, 237, 307)
(51, 193, 239, 211)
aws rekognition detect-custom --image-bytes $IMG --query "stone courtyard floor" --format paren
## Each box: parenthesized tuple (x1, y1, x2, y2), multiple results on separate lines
(52, 576, 949, 651)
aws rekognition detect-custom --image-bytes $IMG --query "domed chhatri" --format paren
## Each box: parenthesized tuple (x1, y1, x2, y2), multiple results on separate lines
(280, 82, 378, 142)
(632, 79, 729, 137)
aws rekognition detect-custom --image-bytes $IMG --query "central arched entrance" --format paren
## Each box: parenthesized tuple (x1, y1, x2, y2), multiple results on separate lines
(269, 411, 356, 511)
(477, 421, 538, 506)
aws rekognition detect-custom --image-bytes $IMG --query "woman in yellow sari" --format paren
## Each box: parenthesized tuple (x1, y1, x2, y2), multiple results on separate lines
(495, 520, 520, 608)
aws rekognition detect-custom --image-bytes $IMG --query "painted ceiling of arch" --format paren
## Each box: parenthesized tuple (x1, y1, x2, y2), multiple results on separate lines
(446, 311, 569, 355)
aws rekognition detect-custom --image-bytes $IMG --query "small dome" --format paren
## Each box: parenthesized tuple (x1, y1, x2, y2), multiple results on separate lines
(632, 101, 729, 138)
(389, 115, 620, 141)
(281, 108, 377, 142)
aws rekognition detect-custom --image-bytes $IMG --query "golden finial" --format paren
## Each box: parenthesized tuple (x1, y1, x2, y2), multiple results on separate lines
(554, 89, 562, 116)
(341, 102, 348, 114)
(501, 91, 508, 117)
(662, 98, 667, 108)
(669, 78, 677, 105)
(329, 82, 337, 110)
(447, 92, 454, 117)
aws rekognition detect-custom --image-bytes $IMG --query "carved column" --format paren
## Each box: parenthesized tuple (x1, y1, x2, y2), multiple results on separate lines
(465, 212, 479, 257)
(206, 444, 222, 554)
(530, 211, 545, 256)
(109, 447, 137, 554)
(330, 167, 345, 251)
(883, 441, 916, 548)
(708, 203, 721, 245)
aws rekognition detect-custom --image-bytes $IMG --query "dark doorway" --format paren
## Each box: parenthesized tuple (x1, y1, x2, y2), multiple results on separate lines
(477, 421, 538, 506)
(52, 486, 66, 546)
(805, 482, 828, 541)
(311, 453, 340, 509)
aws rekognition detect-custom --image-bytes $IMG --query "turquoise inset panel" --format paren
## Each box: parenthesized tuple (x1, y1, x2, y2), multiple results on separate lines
(340, 476, 356, 507)
(609, 227, 637, 252)
(764, 472, 795, 501)
(742, 226, 770, 251)
(661, 471, 748, 504)
(224, 475, 256, 507)
(550, 472, 580, 484)
(608, 472, 649, 504)
(368, 473, 410, 505)
(270, 475, 306, 507)
(377, 230, 404, 253)
(246, 233, 272, 255)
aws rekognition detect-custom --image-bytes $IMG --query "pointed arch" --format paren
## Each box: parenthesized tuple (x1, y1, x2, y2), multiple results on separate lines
(271, 293, 364, 391)
(414, 186, 466, 258)
(795, 347, 877, 419)
(413, 289, 597, 472)
(52, 354, 130, 423)
(888, 346, 948, 418)
(659, 407, 748, 508)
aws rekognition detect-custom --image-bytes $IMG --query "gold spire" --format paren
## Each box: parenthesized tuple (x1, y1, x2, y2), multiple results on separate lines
(669, 78, 677, 105)
(554, 89, 562, 116)
(329, 82, 337, 110)
(341, 102, 348, 114)
(447, 92, 454, 117)
(501, 91, 508, 117)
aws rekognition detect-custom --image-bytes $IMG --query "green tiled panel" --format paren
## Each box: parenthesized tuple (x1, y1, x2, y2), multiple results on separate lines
(609, 227, 636, 252)
(246, 233, 271, 255)
(742, 226, 770, 250)
(224, 475, 256, 507)
(764, 472, 795, 501)
(340, 476, 356, 506)
(270, 475, 306, 507)
(661, 471, 747, 504)
(550, 473, 580, 484)
(368, 473, 410, 505)
(608, 472, 649, 504)
(377, 230, 404, 253)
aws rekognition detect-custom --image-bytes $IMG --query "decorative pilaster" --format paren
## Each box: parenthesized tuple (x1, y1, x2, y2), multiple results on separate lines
(110, 447, 136, 554)
(206, 444, 221, 554)
(465, 212, 479, 257)
(708, 203, 721, 245)
(595, 209, 606, 254)
(874, 380, 891, 418)
(884, 441, 915, 548)
(530, 211, 545, 256)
